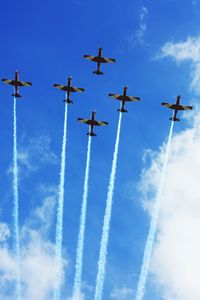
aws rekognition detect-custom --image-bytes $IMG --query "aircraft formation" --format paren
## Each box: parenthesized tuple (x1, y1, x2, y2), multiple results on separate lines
(1, 47, 193, 135)
(0, 47, 195, 300)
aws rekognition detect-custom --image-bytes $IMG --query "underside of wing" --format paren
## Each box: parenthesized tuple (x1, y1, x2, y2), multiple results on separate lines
(2, 79, 32, 86)
(161, 102, 176, 109)
(178, 105, 193, 111)
(83, 55, 98, 62)
(17, 80, 32, 87)
(70, 87, 85, 93)
(77, 118, 91, 125)
(100, 57, 116, 63)
(127, 96, 140, 102)
(2, 79, 15, 85)
(108, 93, 122, 100)
(53, 84, 68, 91)
(93, 120, 108, 126)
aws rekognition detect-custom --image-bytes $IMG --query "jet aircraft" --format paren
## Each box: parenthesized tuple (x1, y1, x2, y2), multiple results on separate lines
(77, 111, 108, 136)
(108, 86, 140, 112)
(54, 76, 85, 103)
(161, 95, 193, 121)
(2, 70, 32, 98)
(83, 47, 116, 75)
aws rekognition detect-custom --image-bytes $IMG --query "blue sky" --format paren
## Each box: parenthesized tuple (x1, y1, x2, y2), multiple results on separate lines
(0, 1, 200, 300)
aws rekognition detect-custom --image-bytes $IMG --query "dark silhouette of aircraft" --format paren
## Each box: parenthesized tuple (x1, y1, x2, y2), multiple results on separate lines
(161, 95, 193, 121)
(84, 47, 115, 75)
(108, 86, 140, 112)
(78, 111, 108, 136)
(54, 76, 84, 103)
(2, 70, 32, 98)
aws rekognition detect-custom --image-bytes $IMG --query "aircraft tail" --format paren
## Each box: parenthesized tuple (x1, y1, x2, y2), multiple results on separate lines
(12, 93, 22, 98)
(117, 108, 128, 113)
(63, 99, 73, 104)
(93, 70, 103, 75)
(87, 132, 97, 137)
(169, 117, 180, 122)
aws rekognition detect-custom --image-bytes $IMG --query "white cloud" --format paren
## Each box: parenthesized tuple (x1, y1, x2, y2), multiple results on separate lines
(7, 135, 58, 178)
(110, 286, 134, 299)
(160, 36, 200, 93)
(67, 291, 85, 300)
(0, 194, 67, 300)
(139, 109, 200, 299)
(135, 6, 148, 44)
(0, 223, 10, 243)
(19, 135, 58, 171)
(128, 6, 148, 48)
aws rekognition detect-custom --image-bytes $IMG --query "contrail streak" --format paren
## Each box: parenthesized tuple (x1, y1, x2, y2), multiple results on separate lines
(54, 103, 68, 300)
(13, 96, 21, 300)
(135, 121, 174, 300)
(94, 113, 122, 300)
(73, 136, 92, 297)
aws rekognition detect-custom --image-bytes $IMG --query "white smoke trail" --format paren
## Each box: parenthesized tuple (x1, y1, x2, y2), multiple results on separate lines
(73, 136, 92, 297)
(135, 121, 174, 300)
(54, 103, 68, 300)
(94, 113, 123, 300)
(13, 96, 21, 300)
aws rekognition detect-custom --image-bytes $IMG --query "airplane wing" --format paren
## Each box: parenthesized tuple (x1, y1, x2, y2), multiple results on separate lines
(108, 94, 140, 102)
(161, 102, 177, 109)
(77, 118, 91, 124)
(108, 93, 122, 100)
(127, 96, 140, 102)
(77, 118, 108, 126)
(83, 55, 98, 62)
(70, 87, 85, 93)
(17, 80, 32, 87)
(84, 55, 115, 63)
(93, 120, 108, 126)
(161, 102, 193, 110)
(99, 57, 116, 63)
(177, 105, 193, 110)
(53, 84, 68, 91)
(2, 79, 32, 86)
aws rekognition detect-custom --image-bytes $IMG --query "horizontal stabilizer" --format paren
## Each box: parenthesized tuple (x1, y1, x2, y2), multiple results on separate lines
(63, 99, 73, 104)
(117, 108, 128, 113)
(87, 132, 97, 137)
(169, 117, 180, 122)
(12, 93, 22, 98)
(93, 70, 103, 75)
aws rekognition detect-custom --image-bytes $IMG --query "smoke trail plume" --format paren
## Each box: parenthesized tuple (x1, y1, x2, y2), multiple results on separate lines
(54, 104, 68, 300)
(13, 97, 21, 300)
(73, 136, 92, 297)
(135, 121, 174, 300)
(94, 113, 122, 300)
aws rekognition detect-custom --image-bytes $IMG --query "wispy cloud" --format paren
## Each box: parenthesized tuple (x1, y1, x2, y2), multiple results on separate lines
(159, 36, 200, 94)
(135, 6, 148, 44)
(110, 286, 134, 299)
(8, 134, 58, 178)
(139, 108, 200, 300)
(0, 193, 67, 300)
(0, 223, 10, 243)
(127, 6, 148, 48)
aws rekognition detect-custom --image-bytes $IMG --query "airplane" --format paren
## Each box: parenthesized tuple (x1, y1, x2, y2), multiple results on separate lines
(2, 70, 32, 98)
(83, 47, 116, 75)
(108, 86, 140, 112)
(77, 111, 108, 136)
(53, 76, 85, 104)
(161, 95, 193, 121)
